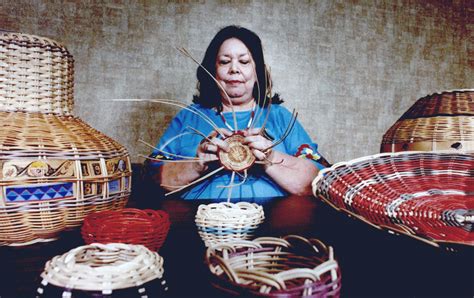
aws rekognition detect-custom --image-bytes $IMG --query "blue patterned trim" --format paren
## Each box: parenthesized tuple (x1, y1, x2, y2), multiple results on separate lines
(5, 182, 74, 202)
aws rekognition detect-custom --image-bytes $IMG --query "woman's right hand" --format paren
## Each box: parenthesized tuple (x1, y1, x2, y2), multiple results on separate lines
(195, 128, 232, 173)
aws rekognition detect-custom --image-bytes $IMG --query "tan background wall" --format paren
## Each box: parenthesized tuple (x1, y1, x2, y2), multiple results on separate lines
(1, 0, 471, 164)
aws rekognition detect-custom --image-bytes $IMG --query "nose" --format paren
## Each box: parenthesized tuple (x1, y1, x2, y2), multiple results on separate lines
(229, 60, 240, 74)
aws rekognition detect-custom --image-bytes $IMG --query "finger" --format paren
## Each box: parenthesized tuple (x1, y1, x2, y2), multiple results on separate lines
(203, 154, 219, 162)
(252, 149, 266, 161)
(220, 128, 234, 137)
(203, 143, 218, 153)
(244, 135, 265, 144)
(207, 130, 219, 139)
(212, 138, 230, 152)
(245, 127, 261, 136)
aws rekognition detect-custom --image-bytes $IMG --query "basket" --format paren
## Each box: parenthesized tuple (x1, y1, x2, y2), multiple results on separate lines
(81, 208, 170, 251)
(205, 235, 341, 297)
(195, 202, 265, 247)
(381, 90, 474, 153)
(36, 243, 167, 297)
(0, 32, 131, 246)
(312, 152, 474, 247)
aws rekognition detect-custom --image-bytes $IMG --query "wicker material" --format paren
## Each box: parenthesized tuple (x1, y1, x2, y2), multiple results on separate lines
(312, 152, 474, 247)
(195, 202, 265, 247)
(0, 32, 131, 246)
(381, 90, 474, 153)
(206, 235, 341, 297)
(0, 32, 74, 115)
(37, 243, 166, 296)
(82, 208, 170, 251)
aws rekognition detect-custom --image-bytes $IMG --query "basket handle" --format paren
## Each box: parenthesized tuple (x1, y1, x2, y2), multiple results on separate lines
(208, 254, 240, 284)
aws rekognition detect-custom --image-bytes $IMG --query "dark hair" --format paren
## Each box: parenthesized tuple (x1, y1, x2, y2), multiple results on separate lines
(193, 25, 283, 111)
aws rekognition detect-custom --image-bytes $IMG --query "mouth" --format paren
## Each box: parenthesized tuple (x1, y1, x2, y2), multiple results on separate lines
(226, 80, 243, 85)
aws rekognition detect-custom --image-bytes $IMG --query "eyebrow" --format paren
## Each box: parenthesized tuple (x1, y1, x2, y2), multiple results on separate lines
(218, 53, 250, 58)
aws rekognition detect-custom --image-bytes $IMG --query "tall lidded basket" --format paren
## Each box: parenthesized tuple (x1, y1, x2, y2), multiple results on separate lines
(381, 90, 474, 153)
(0, 32, 131, 246)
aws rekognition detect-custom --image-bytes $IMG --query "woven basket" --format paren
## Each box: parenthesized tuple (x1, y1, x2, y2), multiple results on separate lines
(206, 235, 341, 297)
(381, 90, 474, 153)
(81, 208, 170, 251)
(37, 243, 167, 297)
(195, 202, 265, 247)
(0, 32, 131, 246)
(312, 152, 474, 247)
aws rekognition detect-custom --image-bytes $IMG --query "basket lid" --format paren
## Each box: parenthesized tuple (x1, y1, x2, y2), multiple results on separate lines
(0, 32, 74, 115)
(381, 90, 474, 153)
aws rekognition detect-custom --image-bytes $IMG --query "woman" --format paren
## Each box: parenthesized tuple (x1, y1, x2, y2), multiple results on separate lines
(149, 25, 327, 201)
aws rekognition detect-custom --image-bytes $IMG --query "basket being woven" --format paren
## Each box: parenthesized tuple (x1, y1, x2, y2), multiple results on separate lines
(195, 202, 265, 247)
(312, 151, 474, 247)
(381, 90, 474, 153)
(82, 208, 170, 251)
(0, 32, 131, 246)
(37, 243, 166, 297)
(206, 235, 341, 297)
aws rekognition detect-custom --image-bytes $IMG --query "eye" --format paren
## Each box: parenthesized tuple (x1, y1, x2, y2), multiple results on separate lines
(240, 60, 250, 65)
(218, 59, 230, 65)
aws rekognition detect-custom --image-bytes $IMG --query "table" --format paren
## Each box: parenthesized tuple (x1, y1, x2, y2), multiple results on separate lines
(0, 194, 472, 297)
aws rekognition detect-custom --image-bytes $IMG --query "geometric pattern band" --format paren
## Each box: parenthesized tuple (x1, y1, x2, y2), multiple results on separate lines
(5, 182, 74, 202)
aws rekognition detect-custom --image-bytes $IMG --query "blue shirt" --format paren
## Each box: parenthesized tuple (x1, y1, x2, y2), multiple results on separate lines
(150, 103, 324, 201)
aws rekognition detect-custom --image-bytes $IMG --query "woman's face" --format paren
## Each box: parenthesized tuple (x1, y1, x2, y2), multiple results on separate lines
(215, 38, 257, 110)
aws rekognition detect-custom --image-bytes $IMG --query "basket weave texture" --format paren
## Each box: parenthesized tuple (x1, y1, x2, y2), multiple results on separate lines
(312, 152, 474, 247)
(0, 32, 74, 115)
(381, 90, 474, 153)
(206, 235, 341, 297)
(81, 208, 170, 251)
(0, 32, 131, 246)
(38, 243, 165, 295)
(195, 202, 265, 247)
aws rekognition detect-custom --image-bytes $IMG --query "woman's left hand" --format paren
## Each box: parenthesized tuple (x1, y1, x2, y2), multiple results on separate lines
(242, 128, 274, 161)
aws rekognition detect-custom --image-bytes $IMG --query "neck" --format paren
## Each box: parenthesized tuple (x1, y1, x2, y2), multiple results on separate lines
(221, 98, 255, 112)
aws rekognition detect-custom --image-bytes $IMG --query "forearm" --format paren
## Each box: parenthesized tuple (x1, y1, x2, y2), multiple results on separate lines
(263, 151, 319, 196)
(158, 162, 203, 192)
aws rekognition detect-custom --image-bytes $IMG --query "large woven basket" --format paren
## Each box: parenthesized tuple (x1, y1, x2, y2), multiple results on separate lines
(206, 235, 341, 297)
(381, 90, 474, 153)
(0, 32, 131, 246)
(312, 152, 474, 247)
(37, 243, 167, 297)
(81, 208, 170, 251)
(195, 202, 265, 247)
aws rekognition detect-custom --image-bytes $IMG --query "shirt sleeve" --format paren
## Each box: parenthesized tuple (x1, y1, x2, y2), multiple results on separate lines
(279, 107, 327, 170)
(148, 111, 185, 169)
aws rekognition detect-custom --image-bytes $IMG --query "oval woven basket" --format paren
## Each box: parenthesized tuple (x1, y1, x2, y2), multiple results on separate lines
(205, 235, 341, 297)
(0, 32, 131, 246)
(381, 89, 474, 153)
(81, 208, 170, 251)
(37, 243, 167, 297)
(312, 151, 474, 247)
(195, 202, 265, 247)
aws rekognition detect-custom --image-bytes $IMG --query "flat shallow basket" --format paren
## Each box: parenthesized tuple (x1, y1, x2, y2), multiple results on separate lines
(37, 243, 167, 297)
(81, 208, 170, 251)
(206, 235, 341, 297)
(0, 32, 131, 246)
(381, 90, 474, 153)
(312, 151, 474, 247)
(195, 202, 265, 247)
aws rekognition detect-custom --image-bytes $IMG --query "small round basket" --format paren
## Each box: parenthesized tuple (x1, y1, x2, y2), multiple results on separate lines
(205, 235, 341, 297)
(381, 89, 474, 153)
(312, 151, 474, 247)
(37, 243, 167, 297)
(195, 202, 265, 247)
(81, 208, 171, 251)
